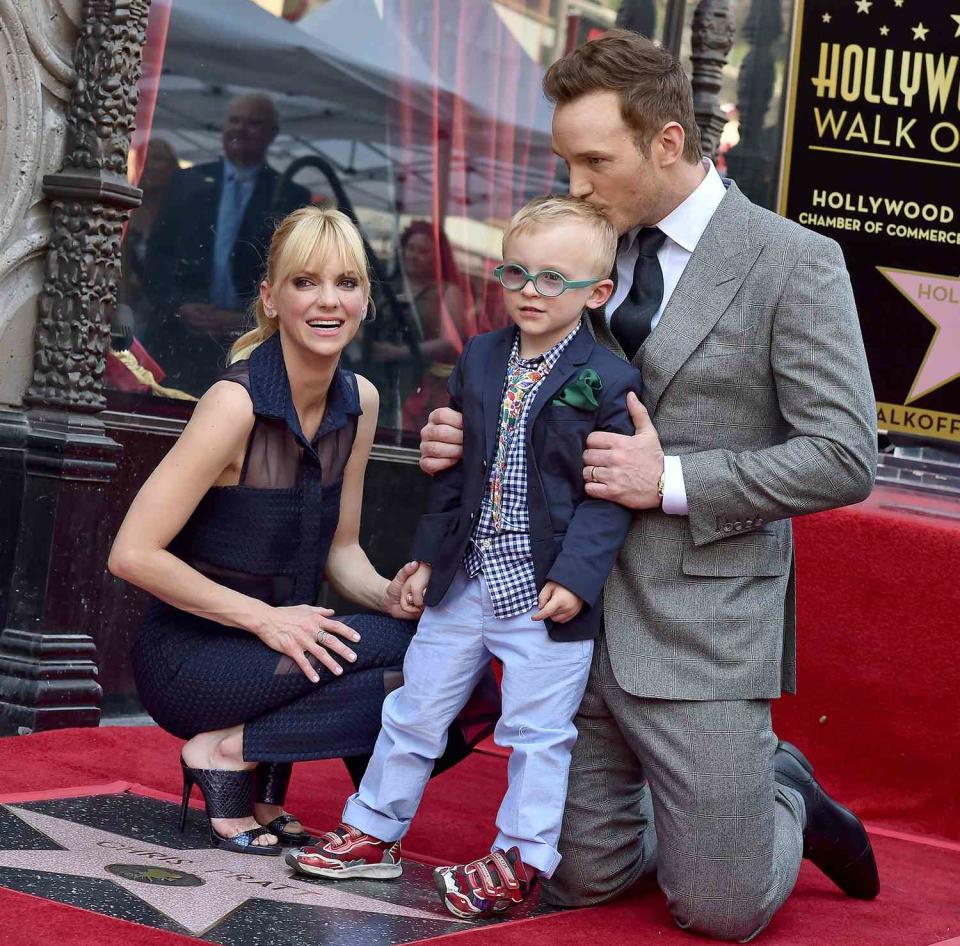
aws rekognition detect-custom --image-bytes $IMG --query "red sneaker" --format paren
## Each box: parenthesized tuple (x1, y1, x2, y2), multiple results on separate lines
(285, 823, 402, 880)
(433, 847, 537, 918)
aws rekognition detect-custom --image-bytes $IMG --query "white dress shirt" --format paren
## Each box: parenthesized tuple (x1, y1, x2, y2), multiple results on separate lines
(606, 159, 727, 515)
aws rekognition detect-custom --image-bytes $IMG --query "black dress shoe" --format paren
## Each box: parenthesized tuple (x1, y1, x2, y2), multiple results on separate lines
(774, 741, 879, 899)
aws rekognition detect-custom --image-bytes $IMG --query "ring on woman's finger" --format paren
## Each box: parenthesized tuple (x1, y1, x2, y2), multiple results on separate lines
(315, 629, 327, 646)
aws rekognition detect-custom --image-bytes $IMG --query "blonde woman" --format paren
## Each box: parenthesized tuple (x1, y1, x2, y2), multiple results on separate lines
(110, 208, 478, 856)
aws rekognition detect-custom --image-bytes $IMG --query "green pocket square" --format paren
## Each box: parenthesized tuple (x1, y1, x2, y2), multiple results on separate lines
(551, 367, 602, 410)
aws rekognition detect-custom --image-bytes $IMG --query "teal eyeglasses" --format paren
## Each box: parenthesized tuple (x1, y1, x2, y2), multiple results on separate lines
(494, 263, 604, 298)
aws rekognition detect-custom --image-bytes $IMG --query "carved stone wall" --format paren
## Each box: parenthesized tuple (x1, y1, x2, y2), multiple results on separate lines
(0, 1, 82, 407)
(0, 0, 149, 734)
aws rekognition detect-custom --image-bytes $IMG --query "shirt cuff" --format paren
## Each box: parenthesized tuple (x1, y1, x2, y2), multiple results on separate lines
(661, 455, 688, 516)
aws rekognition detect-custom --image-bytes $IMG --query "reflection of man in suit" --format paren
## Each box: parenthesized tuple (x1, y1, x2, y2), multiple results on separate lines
(420, 31, 879, 941)
(145, 93, 310, 395)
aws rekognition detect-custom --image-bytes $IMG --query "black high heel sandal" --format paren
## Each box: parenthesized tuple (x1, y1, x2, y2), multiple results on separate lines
(179, 759, 282, 856)
(254, 762, 311, 847)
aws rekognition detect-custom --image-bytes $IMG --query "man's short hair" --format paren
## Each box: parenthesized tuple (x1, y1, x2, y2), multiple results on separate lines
(228, 92, 280, 133)
(503, 195, 618, 276)
(543, 28, 702, 163)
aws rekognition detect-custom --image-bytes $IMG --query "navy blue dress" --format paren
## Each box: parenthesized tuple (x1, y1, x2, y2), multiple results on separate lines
(132, 333, 495, 764)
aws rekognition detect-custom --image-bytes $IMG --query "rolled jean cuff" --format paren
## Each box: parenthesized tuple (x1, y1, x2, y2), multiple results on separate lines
(494, 832, 562, 878)
(342, 793, 407, 843)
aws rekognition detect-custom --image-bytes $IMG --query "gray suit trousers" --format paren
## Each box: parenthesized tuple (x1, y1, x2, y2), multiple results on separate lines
(542, 636, 806, 942)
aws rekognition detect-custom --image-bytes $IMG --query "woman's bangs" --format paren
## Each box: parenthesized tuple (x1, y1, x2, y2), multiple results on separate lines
(274, 214, 368, 294)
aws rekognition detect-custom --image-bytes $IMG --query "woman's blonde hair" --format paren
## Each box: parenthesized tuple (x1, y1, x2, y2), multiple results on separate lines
(230, 206, 372, 362)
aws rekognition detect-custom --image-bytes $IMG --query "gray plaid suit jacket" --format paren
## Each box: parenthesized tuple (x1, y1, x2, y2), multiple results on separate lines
(592, 181, 877, 701)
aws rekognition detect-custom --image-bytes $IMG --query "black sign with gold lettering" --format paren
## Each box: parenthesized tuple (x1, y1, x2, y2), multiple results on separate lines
(779, 0, 960, 443)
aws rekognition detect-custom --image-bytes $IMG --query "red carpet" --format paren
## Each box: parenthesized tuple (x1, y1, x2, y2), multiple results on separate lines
(2, 490, 959, 944)
(775, 488, 960, 844)
(1, 728, 959, 946)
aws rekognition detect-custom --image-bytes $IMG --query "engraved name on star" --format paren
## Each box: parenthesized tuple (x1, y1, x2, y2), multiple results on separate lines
(0, 805, 455, 937)
(878, 269, 960, 403)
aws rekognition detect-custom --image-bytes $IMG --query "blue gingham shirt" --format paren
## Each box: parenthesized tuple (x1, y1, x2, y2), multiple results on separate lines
(463, 323, 582, 618)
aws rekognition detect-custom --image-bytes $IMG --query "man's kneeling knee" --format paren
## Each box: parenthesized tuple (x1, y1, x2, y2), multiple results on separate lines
(672, 897, 772, 943)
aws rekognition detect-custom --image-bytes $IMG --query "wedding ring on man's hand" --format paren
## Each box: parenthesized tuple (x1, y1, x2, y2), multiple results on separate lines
(589, 465, 600, 483)
(315, 629, 327, 646)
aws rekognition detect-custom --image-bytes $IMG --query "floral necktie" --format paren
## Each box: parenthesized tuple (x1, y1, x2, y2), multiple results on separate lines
(489, 359, 543, 532)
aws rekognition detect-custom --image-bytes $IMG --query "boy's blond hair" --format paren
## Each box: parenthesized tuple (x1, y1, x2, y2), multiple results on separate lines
(502, 195, 618, 277)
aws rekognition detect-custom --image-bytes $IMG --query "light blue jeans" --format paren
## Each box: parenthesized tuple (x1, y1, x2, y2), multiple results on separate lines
(343, 568, 594, 876)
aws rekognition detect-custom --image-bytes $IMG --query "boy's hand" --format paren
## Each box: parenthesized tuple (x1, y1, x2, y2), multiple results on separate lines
(400, 563, 433, 616)
(533, 582, 584, 624)
(384, 561, 421, 619)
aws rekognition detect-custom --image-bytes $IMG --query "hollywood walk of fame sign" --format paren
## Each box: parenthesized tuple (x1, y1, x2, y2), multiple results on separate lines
(0, 788, 545, 945)
(779, 0, 960, 443)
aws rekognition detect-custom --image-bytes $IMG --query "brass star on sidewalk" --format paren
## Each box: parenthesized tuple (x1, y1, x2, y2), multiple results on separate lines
(0, 805, 452, 937)
(912, 21, 929, 40)
(855, 0, 872, 13)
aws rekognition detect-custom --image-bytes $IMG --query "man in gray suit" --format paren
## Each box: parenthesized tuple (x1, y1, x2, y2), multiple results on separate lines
(420, 30, 879, 942)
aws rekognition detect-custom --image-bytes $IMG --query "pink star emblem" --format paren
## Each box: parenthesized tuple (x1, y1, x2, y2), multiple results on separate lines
(878, 267, 960, 403)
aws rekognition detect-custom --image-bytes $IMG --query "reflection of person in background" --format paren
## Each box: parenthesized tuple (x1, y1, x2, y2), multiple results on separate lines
(374, 222, 473, 433)
(145, 93, 310, 396)
(120, 138, 179, 339)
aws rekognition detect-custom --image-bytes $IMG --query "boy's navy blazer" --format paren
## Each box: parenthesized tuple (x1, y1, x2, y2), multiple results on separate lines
(412, 319, 643, 642)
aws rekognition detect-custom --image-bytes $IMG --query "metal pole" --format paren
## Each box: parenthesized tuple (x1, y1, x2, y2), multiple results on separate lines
(662, 0, 687, 58)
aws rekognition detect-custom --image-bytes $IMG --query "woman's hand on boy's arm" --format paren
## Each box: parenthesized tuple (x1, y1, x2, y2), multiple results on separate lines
(533, 581, 584, 624)
(398, 562, 433, 616)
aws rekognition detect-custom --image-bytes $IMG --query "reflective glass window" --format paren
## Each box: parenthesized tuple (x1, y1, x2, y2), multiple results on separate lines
(110, 0, 791, 446)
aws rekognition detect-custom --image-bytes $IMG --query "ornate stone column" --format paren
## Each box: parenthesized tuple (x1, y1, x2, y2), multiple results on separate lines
(689, 0, 735, 162)
(0, 0, 150, 735)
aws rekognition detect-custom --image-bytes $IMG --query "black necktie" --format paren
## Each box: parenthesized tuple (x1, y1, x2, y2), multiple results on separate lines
(610, 227, 667, 360)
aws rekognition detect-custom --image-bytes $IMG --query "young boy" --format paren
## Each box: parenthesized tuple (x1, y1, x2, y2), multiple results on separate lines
(288, 196, 643, 919)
